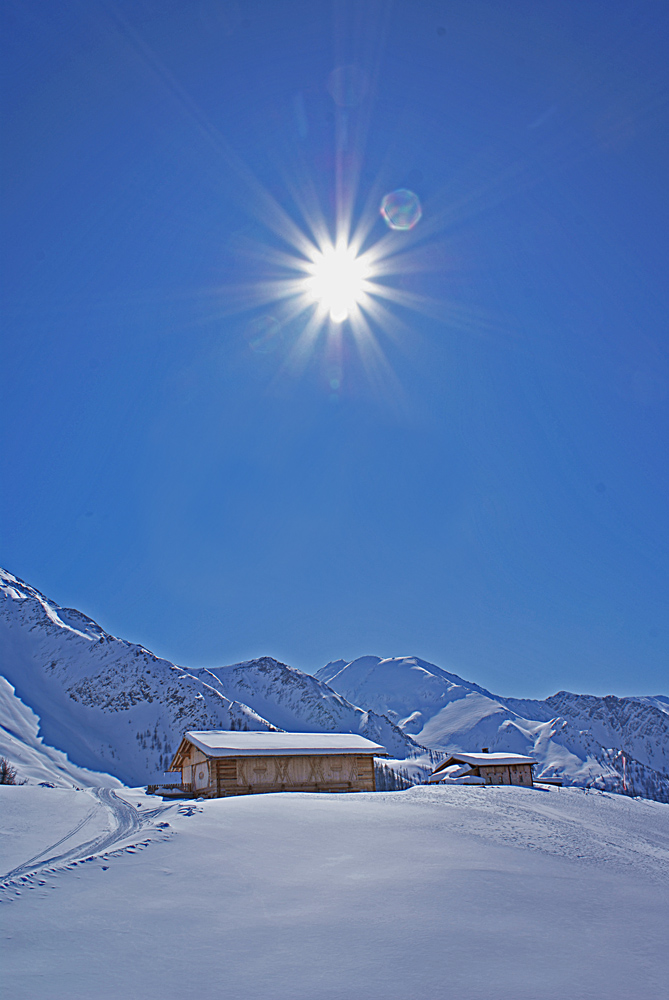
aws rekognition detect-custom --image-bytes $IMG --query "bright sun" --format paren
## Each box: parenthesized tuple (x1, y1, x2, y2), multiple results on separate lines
(305, 242, 370, 323)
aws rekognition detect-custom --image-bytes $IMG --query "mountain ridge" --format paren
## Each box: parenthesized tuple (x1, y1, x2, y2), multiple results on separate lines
(0, 569, 418, 785)
(2, 568, 667, 801)
(316, 655, 669, 800)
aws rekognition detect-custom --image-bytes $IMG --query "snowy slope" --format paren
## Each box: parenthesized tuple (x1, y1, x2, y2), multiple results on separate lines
(0, 569, 277, 785)
(638, 694, 669, 716)
(193, 658, 418, 758)
(317, 656, 669, 799)
(0, 677, 122, 788)
(2, 783, 668, 1000)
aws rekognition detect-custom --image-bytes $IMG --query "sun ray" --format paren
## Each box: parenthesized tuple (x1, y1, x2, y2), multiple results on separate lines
(105, 2, 469, 401)
(279, 308, 327, 380)
(347, 305, 407, 408)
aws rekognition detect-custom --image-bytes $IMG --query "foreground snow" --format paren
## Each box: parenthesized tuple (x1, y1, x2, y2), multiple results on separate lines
(2, 784, 667, 999)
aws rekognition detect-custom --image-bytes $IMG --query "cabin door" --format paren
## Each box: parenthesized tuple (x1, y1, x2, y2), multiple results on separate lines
(194, 761, 209, 791)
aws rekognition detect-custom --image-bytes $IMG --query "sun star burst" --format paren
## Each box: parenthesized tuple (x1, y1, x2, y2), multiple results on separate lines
(304, 242, 371, 323)
(206, 160, 450, 399)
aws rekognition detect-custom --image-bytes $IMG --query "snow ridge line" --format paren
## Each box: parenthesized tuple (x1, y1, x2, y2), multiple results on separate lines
(0, 568, 95, 642)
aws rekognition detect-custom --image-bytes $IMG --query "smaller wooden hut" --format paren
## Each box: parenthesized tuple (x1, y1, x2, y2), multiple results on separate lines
(168, 731, 388, 798)
(428, 751, 536, 787)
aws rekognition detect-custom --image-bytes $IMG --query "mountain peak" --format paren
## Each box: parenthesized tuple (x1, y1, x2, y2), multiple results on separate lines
(0, 573, 419, 785)
(319, 651, 669, 800)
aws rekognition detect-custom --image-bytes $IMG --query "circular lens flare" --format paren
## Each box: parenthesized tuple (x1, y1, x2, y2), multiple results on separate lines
(306, 242, 369, 323)
(380, 188, 422, 230)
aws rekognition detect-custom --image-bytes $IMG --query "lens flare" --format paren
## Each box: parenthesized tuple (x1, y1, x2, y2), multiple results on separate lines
(108, 8, 461, 402)
(245, 314, 282, 352)
(305, 242, 370, 323)
(380, 189, 422, 230)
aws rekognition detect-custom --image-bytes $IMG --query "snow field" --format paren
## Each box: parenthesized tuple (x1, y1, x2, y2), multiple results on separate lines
(1, 784, 668, 1000)
(0, 787, 113, 875)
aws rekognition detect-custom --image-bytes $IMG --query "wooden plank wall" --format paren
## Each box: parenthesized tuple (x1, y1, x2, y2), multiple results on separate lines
(196, 752, 378, 797)
(478, 763, 533, 787)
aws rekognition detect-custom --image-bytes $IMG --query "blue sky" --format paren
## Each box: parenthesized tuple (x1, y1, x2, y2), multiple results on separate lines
(2, 0, 668, 698)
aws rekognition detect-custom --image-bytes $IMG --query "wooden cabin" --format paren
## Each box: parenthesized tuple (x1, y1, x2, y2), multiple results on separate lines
(167, 731, 389, 798)
(428, 751, 536, 787)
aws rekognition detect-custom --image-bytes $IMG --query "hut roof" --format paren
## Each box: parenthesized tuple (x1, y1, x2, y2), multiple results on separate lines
(181, 731, 388, 758)
(433, 752, 536, 773)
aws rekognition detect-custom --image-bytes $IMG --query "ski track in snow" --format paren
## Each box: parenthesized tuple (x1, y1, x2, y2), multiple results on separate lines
(0, 788, 173, 895)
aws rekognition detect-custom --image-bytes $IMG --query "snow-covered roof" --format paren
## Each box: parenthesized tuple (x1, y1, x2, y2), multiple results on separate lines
(183, 731, 388, 757)
(427, 774, 485, 785)
(434, 752, 536, 772)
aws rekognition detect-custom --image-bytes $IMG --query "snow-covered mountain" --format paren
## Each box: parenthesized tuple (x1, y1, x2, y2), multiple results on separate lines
(317, 656, 669, 801)
(0, 570, 417, 785)
(2, 566, 667, 800)
(637, 694, 669, 716)
(190, 659, 417, 757)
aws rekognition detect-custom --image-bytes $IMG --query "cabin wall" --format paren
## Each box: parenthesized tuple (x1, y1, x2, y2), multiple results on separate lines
(478, 763, 533, 787)
(510, 764, 533, 786)
(192, 752, 378, 798)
